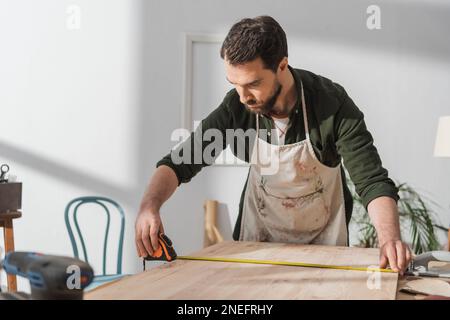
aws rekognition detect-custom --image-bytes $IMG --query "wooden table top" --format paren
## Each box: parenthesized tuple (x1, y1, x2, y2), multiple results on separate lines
(86, 241, 399, 300)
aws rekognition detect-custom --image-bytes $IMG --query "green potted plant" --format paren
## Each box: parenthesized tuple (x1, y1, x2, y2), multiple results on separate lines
(347, 176, 447, 254)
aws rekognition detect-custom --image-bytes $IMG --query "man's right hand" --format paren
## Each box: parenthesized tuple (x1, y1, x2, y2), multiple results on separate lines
(135, 209, 165, 258)
(135, 165, 179, 258)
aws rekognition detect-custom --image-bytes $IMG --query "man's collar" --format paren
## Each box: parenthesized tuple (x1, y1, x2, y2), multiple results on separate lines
(287, 65, 301, 121)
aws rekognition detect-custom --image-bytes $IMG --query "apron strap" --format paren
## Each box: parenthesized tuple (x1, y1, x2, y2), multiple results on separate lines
(256, 112, 259, 137)
(256, 113, 260, 164)
(299, 80, 309, 139)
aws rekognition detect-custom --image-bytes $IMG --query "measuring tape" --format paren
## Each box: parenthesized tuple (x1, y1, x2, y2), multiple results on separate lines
(177, 255, 397, 274)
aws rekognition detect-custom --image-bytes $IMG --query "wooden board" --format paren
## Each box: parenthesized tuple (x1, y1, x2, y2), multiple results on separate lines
(85, 241, 398, 300)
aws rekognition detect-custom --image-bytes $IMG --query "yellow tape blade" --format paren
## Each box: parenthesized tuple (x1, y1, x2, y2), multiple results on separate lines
(177, 255, 396, 274)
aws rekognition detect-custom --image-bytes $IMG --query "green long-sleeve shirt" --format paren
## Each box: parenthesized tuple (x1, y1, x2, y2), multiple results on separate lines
(156, 66, 399, 240)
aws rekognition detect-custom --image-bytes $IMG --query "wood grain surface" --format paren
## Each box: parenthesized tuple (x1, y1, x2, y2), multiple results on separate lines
(85, 241, 398, 300)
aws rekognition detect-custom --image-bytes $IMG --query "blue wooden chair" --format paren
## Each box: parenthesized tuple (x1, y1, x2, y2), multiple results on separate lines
(64, 196, 126, 291)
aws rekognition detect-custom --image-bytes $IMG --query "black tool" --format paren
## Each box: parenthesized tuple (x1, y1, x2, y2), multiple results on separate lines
(405, 251, 450, 278)
(143, 233, 177, 271)
(0, 252, 94, 300)
(0, 164, 9, 183)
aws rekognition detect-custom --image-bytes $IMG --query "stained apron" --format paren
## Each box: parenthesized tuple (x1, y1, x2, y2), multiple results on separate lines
(239, 79, 348, 246)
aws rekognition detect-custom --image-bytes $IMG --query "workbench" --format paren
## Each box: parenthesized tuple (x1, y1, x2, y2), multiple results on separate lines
(85, 241, 416, 300)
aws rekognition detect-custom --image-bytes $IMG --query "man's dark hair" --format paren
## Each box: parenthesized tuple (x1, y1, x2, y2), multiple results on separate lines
(220, 16, 288, 73)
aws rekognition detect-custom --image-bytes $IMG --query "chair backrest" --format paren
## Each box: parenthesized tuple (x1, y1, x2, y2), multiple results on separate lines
(64, 196, 125, 276)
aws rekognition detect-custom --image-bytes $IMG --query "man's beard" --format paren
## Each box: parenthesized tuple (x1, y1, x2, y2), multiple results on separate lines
(244, 82, 282, 116)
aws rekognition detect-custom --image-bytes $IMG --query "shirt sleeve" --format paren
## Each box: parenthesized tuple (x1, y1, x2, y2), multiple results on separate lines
(156, 96, 233, 186)
(334, 88, 399, 210)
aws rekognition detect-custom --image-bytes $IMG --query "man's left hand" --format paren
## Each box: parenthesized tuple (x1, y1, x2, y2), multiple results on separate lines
(379, 239, 412, 275)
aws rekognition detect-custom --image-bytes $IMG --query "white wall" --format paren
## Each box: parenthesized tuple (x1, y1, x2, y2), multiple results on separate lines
(0, 0, 449, 291)
(0, 0, 144, 291)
